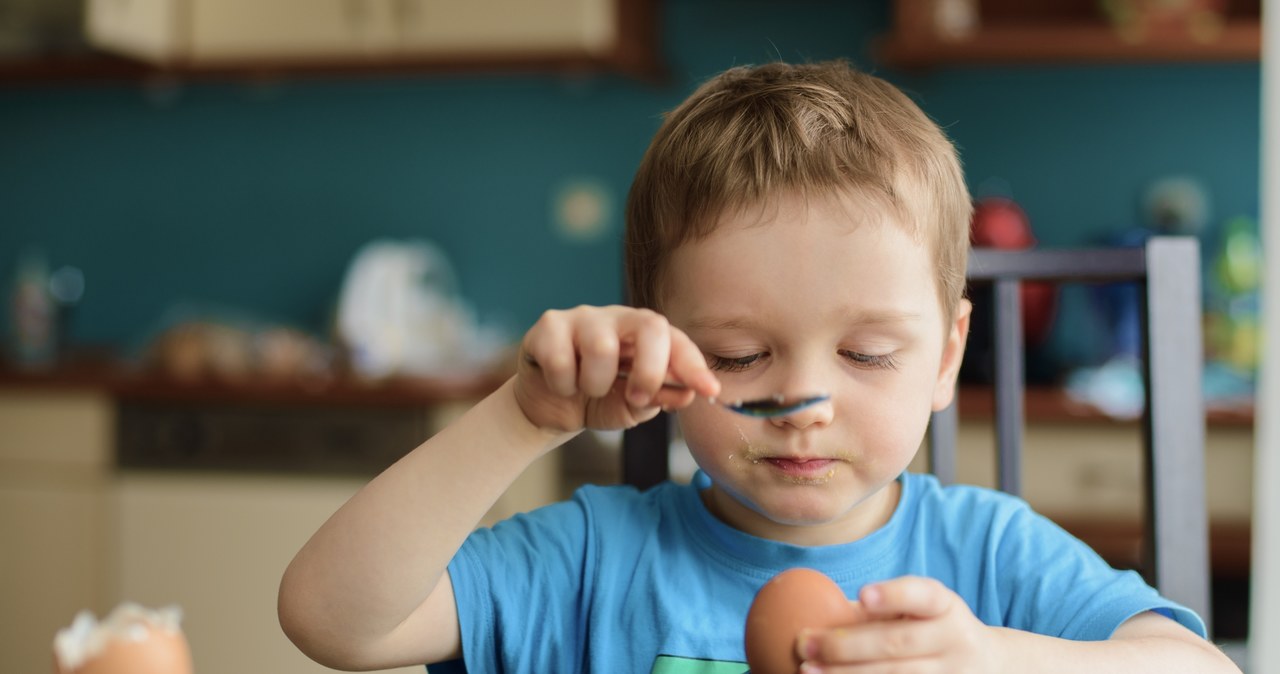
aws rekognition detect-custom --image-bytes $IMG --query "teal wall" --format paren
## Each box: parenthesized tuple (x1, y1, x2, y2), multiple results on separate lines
(0, 1, 1260, 362)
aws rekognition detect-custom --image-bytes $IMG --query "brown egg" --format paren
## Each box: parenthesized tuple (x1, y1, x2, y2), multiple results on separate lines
(745, 568, 857, 674)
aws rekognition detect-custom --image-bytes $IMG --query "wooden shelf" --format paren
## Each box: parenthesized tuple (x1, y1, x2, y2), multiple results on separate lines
(956, 384, 1253, 428)
(879, 20, 1259, 68)
(0, 53, 148, 84)
(878, 0, 1260, 69)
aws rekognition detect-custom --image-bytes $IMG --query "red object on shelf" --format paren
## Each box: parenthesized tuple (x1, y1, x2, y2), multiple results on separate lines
(970, 197, 1057, 346)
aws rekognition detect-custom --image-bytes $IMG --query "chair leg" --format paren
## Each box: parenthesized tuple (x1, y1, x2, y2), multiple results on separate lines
(623, 411, 671, 490)
(993, 278, 1025, 497)
(1143, 237, 1212, 634)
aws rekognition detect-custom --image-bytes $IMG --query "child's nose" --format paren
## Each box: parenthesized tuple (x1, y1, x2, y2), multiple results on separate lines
(767, 396, 833, 429)
(764, 357, 834, 428)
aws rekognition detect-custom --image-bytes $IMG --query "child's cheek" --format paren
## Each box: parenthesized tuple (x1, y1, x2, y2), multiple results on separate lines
(676, 403, 753, 470)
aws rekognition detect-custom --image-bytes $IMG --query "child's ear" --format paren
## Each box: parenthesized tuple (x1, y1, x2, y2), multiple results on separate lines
(932, 299, 972, 411)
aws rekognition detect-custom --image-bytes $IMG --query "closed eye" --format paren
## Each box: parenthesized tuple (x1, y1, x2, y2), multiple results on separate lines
(841, 350, 899, 371)
(707, 353, 765, 373)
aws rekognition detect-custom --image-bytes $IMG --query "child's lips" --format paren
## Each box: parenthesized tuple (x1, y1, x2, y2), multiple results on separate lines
(763, 457, 837, 477)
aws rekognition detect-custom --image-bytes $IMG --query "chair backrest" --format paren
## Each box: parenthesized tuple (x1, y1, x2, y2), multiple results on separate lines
(620, 236, 1212, 632)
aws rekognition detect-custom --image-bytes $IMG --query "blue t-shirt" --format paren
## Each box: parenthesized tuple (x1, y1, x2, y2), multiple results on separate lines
(440, 471, 1204, 674)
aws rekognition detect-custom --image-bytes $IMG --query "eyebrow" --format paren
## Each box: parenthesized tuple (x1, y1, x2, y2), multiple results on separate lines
(685, 310, 921, 331)
(684, 316, 758, 331)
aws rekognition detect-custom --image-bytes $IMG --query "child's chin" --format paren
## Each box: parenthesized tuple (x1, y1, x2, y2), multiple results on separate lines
(757, 497, 848, 528)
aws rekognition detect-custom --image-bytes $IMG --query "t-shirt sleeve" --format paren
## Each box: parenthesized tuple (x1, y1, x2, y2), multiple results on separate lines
(445, 494, 595, 673)
(994, 500, 1206, 641)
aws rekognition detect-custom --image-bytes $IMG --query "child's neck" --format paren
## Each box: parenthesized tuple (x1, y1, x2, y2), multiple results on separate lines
(699, 479, 902, 547)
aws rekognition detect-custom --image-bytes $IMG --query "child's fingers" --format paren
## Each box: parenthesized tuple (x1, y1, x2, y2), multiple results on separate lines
(668, 327, 721, 398)
(619, 310, 673, 407)
(522, 310, 579, 397)
(799, 617, 947, 665)
(523, 306, 713, 412)
(858, 576, 953, 621)
(573, 318, 621, 398)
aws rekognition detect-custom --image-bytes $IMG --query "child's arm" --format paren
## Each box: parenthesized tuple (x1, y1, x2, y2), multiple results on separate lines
(797, 576, 1240, 673)
(277, 306, 718, 670)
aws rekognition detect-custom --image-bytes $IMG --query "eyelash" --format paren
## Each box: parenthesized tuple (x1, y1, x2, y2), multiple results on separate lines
(840, 350, 899, 371)
(707, 353, 763, 373)
(705, 351, 899, 372)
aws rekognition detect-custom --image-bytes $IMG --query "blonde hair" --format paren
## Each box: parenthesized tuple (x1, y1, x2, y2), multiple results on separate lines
(624, 60, 971, 323)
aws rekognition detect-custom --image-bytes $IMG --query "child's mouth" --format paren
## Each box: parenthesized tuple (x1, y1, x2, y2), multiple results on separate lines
(764, 457, 837, 478)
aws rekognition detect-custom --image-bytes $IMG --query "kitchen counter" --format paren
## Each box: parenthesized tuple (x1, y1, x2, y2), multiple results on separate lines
(0, 355, 510, 408)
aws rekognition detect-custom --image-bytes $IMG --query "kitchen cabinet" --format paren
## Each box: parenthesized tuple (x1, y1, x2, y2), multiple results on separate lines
(82, 0, 659, 79)
(110, 447, 558, 674)
(113, 471, 425, 674)
(88, 0, 392, 63)
(0, 390, 113, 674)
(393, 0, 614, 56)
(878, 0, 1261, 68)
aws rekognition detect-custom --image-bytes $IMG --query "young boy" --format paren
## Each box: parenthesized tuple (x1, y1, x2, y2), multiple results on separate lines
(278, 61, 1239, 673)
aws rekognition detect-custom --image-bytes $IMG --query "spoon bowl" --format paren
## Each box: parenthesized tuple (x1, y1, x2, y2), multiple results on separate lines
(713, 393, 832, 418)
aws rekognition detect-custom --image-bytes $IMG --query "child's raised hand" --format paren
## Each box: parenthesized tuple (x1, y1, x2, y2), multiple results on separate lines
(514, 306, 721, 433)
(797, 576, 1003, 674)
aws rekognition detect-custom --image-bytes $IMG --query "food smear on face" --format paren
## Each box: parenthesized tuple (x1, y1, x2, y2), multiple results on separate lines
(735, 425, 766, 463)
(737, 440, 858, 484)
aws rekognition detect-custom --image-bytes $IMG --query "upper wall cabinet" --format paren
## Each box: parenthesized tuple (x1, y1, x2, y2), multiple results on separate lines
(877, 0, 1260, 69)
(87, 0, 397, 63)
(84, 0, 659, 79)
(394, 0, 614, 55)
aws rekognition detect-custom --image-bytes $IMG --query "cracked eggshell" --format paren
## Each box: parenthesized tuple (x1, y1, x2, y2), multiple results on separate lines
(53, 604, 193, 674)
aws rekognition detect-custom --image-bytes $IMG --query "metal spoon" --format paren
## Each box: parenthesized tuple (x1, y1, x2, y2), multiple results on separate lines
(615, 368, 829, 418)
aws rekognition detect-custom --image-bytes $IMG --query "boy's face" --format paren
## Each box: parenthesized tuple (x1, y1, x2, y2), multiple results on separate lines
(663, 190, 970, 545)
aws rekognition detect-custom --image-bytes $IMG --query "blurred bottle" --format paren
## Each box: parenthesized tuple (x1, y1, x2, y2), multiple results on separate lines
(1208, 215, 1261, 376)
(49, 264, 86, 361)
(10, 247, 56, 369)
